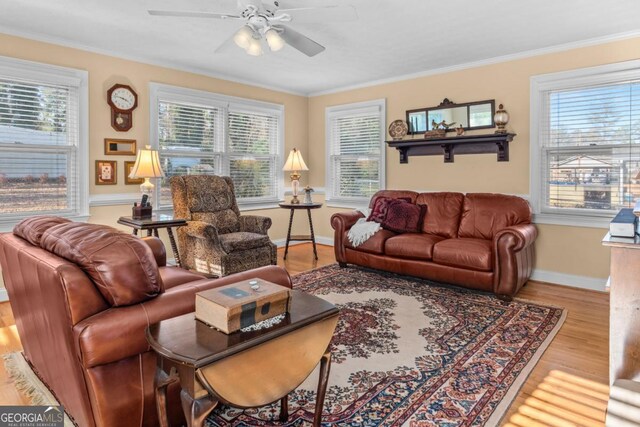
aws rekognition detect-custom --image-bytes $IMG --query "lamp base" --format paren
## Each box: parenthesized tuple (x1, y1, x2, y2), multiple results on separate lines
(289, 195, 300, 204)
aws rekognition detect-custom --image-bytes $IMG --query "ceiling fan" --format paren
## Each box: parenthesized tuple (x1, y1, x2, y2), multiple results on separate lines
(148, 0, 358, 57)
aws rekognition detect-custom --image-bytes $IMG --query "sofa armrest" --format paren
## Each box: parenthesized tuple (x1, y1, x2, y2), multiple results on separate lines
(331, 211, 365, 263)
(239, 215, 272, 235)
(73, 265, 292, 368)
(142, 237, 166, 267)
(183, 220, 221, 246)
(493, 224, 538, 297)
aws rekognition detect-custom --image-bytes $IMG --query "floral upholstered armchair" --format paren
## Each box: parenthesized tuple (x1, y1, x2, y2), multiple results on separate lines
(170, 175, 277, 276)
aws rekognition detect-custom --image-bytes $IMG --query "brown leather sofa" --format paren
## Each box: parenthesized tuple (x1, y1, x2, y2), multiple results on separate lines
(331, 191, 537, 299)
(0, 217, 292, 427)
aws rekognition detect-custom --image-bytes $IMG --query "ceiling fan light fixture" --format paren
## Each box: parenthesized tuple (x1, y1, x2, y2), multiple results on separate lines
(245, 37, 264, 56)
(265, 28, 285, 52)
(233, 24, 254, 49)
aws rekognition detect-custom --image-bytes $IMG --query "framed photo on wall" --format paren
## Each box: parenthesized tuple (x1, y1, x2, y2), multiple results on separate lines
(96, 160, 117, 185)
(124, 161, 144, 185)
(104, 138, 136, 155)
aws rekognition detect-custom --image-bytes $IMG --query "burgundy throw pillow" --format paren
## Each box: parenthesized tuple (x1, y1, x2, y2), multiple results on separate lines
(13, 216, 72, 247)
(381, 200, 428, 233)
(367, 196, 412, 223)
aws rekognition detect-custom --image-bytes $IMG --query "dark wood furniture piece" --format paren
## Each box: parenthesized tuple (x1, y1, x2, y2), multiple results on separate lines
(387, 133, 516, 163)
(118, 215, 187, 268)
(602, 233, 640, 386)
(279, 202, 323, 260)
(146, 290, 339, 427)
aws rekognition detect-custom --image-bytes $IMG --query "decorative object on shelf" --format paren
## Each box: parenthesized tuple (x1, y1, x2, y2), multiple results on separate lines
(494, 104, 510, 134)
(387, 133, 516, 163)
(424, 119, 454, 139)
(282, 148, 309, 204)
(456, 125, 465, 136)
(407, 98, 495, 134)
(303, 186, 314, 204)
(388, 119, 408, 141)
(128, 145, 165, 206)
(104, 138, 136, 155)
(124, 161, 144, 185)
(95, 160, 117, 185)
(107, 84, 138, 132)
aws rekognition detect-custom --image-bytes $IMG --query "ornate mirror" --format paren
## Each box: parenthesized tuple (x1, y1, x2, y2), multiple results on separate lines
(406, 99, 495, 134)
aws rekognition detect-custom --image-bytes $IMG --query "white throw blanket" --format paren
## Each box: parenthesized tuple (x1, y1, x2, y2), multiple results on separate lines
(347, 208, 381, 247)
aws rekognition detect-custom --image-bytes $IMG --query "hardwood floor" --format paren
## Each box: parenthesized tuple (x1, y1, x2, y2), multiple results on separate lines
(0, 243, 609, 426)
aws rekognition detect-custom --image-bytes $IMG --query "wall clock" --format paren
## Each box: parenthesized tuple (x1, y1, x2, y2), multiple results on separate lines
(107, 84, 138, 132)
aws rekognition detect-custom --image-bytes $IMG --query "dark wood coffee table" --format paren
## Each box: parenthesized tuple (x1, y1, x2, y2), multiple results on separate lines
(146, 290, 339, 427)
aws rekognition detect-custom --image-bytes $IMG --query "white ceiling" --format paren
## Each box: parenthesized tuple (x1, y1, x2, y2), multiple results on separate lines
(1, 0, 640, 95)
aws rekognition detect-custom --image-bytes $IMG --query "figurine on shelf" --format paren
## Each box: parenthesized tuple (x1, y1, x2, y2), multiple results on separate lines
(431, 119, 456, 130)
(456, 125, 465, 136)
(303, 186, 314, 204)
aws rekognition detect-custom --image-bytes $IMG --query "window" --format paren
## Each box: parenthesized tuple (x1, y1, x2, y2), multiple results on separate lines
(326, 99, 386, 207)
(150, 83, 284, 209)
(531, 61, 640, 227)
(0, 56, 88, 226)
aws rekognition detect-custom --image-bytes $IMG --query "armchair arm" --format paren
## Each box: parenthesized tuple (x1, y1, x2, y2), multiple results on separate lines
(493, 224, 538, 297)
(74, 265, 292, 368)
(239, 215, 272, 235)
(330, 211, 365, 263)
(142, 237, 166, 267)
(183, 220, 221, 247)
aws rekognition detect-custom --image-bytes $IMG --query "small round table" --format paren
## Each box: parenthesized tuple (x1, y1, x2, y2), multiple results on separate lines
(278, 202, 323, 260)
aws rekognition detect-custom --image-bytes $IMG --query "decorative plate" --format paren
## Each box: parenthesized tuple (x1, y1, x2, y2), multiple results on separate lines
(388, 120, 408, 140)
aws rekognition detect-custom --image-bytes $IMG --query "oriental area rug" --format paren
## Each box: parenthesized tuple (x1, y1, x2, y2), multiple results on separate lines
(207, 264, 566, 427)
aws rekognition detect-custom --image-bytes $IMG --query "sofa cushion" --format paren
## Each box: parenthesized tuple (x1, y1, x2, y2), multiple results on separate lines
(344, 229, 397, 254)
(13, 216, 72, 247)
(432, 238, 493, 272)
(41, 222, 162, 306)
(367, 196, 412, 223)
(381, 200, 427, 233)
(416, 192, 464, 239)
(219, 232, 271, 253)
(368, 190, 419, 208)
(458, 193, 531, 240)
(384, 233, 445, 260)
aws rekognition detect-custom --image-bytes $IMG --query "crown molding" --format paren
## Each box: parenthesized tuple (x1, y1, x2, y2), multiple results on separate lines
(0, 27, 306, 97)
(308, 29, 640, 97)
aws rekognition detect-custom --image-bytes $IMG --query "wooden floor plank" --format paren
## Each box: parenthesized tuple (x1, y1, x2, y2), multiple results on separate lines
(0, 243, 609, 426)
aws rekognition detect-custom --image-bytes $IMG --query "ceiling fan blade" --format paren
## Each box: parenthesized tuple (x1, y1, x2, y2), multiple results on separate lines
(276, 5, 357, 23)
(148, 10, 243, 20)
(277, 25, 325, 57)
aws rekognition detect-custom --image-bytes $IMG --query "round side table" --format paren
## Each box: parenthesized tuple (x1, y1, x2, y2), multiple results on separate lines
(278, 202, 323, 260)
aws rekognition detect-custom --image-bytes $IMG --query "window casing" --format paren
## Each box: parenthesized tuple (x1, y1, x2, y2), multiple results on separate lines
(0, 56, 88, 228)
(150, 83, 284, 209)
(325, 99, 386, 207)
(530, 60, 640, 228)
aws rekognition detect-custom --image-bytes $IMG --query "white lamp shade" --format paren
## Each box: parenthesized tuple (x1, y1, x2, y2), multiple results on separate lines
(282, 148, 309, 172)
(265, 28, 285, 52)
(233, 25, 254, 49)
(245, 37, 263, 56)
(129, 145, 165, 178)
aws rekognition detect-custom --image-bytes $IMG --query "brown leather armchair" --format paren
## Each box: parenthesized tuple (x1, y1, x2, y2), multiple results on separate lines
(0, 217, 292, 427)
(170, 175, 277, 276)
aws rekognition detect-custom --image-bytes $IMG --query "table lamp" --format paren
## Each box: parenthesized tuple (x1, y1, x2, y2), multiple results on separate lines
(282, 148, 309, 204)
(128, 145, 165, 206)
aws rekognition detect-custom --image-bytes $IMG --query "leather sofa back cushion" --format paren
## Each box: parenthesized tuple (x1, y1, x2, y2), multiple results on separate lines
(416, 192, 464, 238)
(458, 193, 532, 240)
(13, 216, 72, 246)
(368, 196, 412, 223)
(41, 222, 162, 306)
(381, 200, 427, 233)
(368, 190, 418, 208)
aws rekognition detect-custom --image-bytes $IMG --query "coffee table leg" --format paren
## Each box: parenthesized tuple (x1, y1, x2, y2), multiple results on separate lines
(180, 390, 218, 427)
(279, 395, 289, 422)
(155, 367, 179, 427)
(284, 209, 295, 260)
(313, 351, 332, 427)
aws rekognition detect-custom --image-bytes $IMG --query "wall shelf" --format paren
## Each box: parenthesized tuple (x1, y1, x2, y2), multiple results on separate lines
(386, 133, 516, 163)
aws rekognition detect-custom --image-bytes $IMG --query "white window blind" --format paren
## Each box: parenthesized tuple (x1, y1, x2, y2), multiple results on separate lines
(151, 84, 283, 208)
(0, 59, 87, 223)
(536, 78, 640, 217)
(326, 99, 386, 205)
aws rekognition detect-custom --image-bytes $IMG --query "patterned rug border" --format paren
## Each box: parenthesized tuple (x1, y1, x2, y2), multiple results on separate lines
(291, 263, 568, 425)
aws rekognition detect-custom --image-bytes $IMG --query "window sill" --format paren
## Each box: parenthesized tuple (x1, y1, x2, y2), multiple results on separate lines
(0, 213, 90, 233)
(533, 212, 611, 229)
(325, 200, 369, 210)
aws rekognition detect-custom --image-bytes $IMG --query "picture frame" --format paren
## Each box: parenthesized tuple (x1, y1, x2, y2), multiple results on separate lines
(95, 160, 117, 185)
(124, 161, 144, 185)
(104, 138, 136, 155)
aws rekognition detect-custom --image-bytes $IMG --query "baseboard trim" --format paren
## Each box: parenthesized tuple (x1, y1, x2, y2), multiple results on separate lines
(0, 288, 8, 302)
(530, 269, 607, 292)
